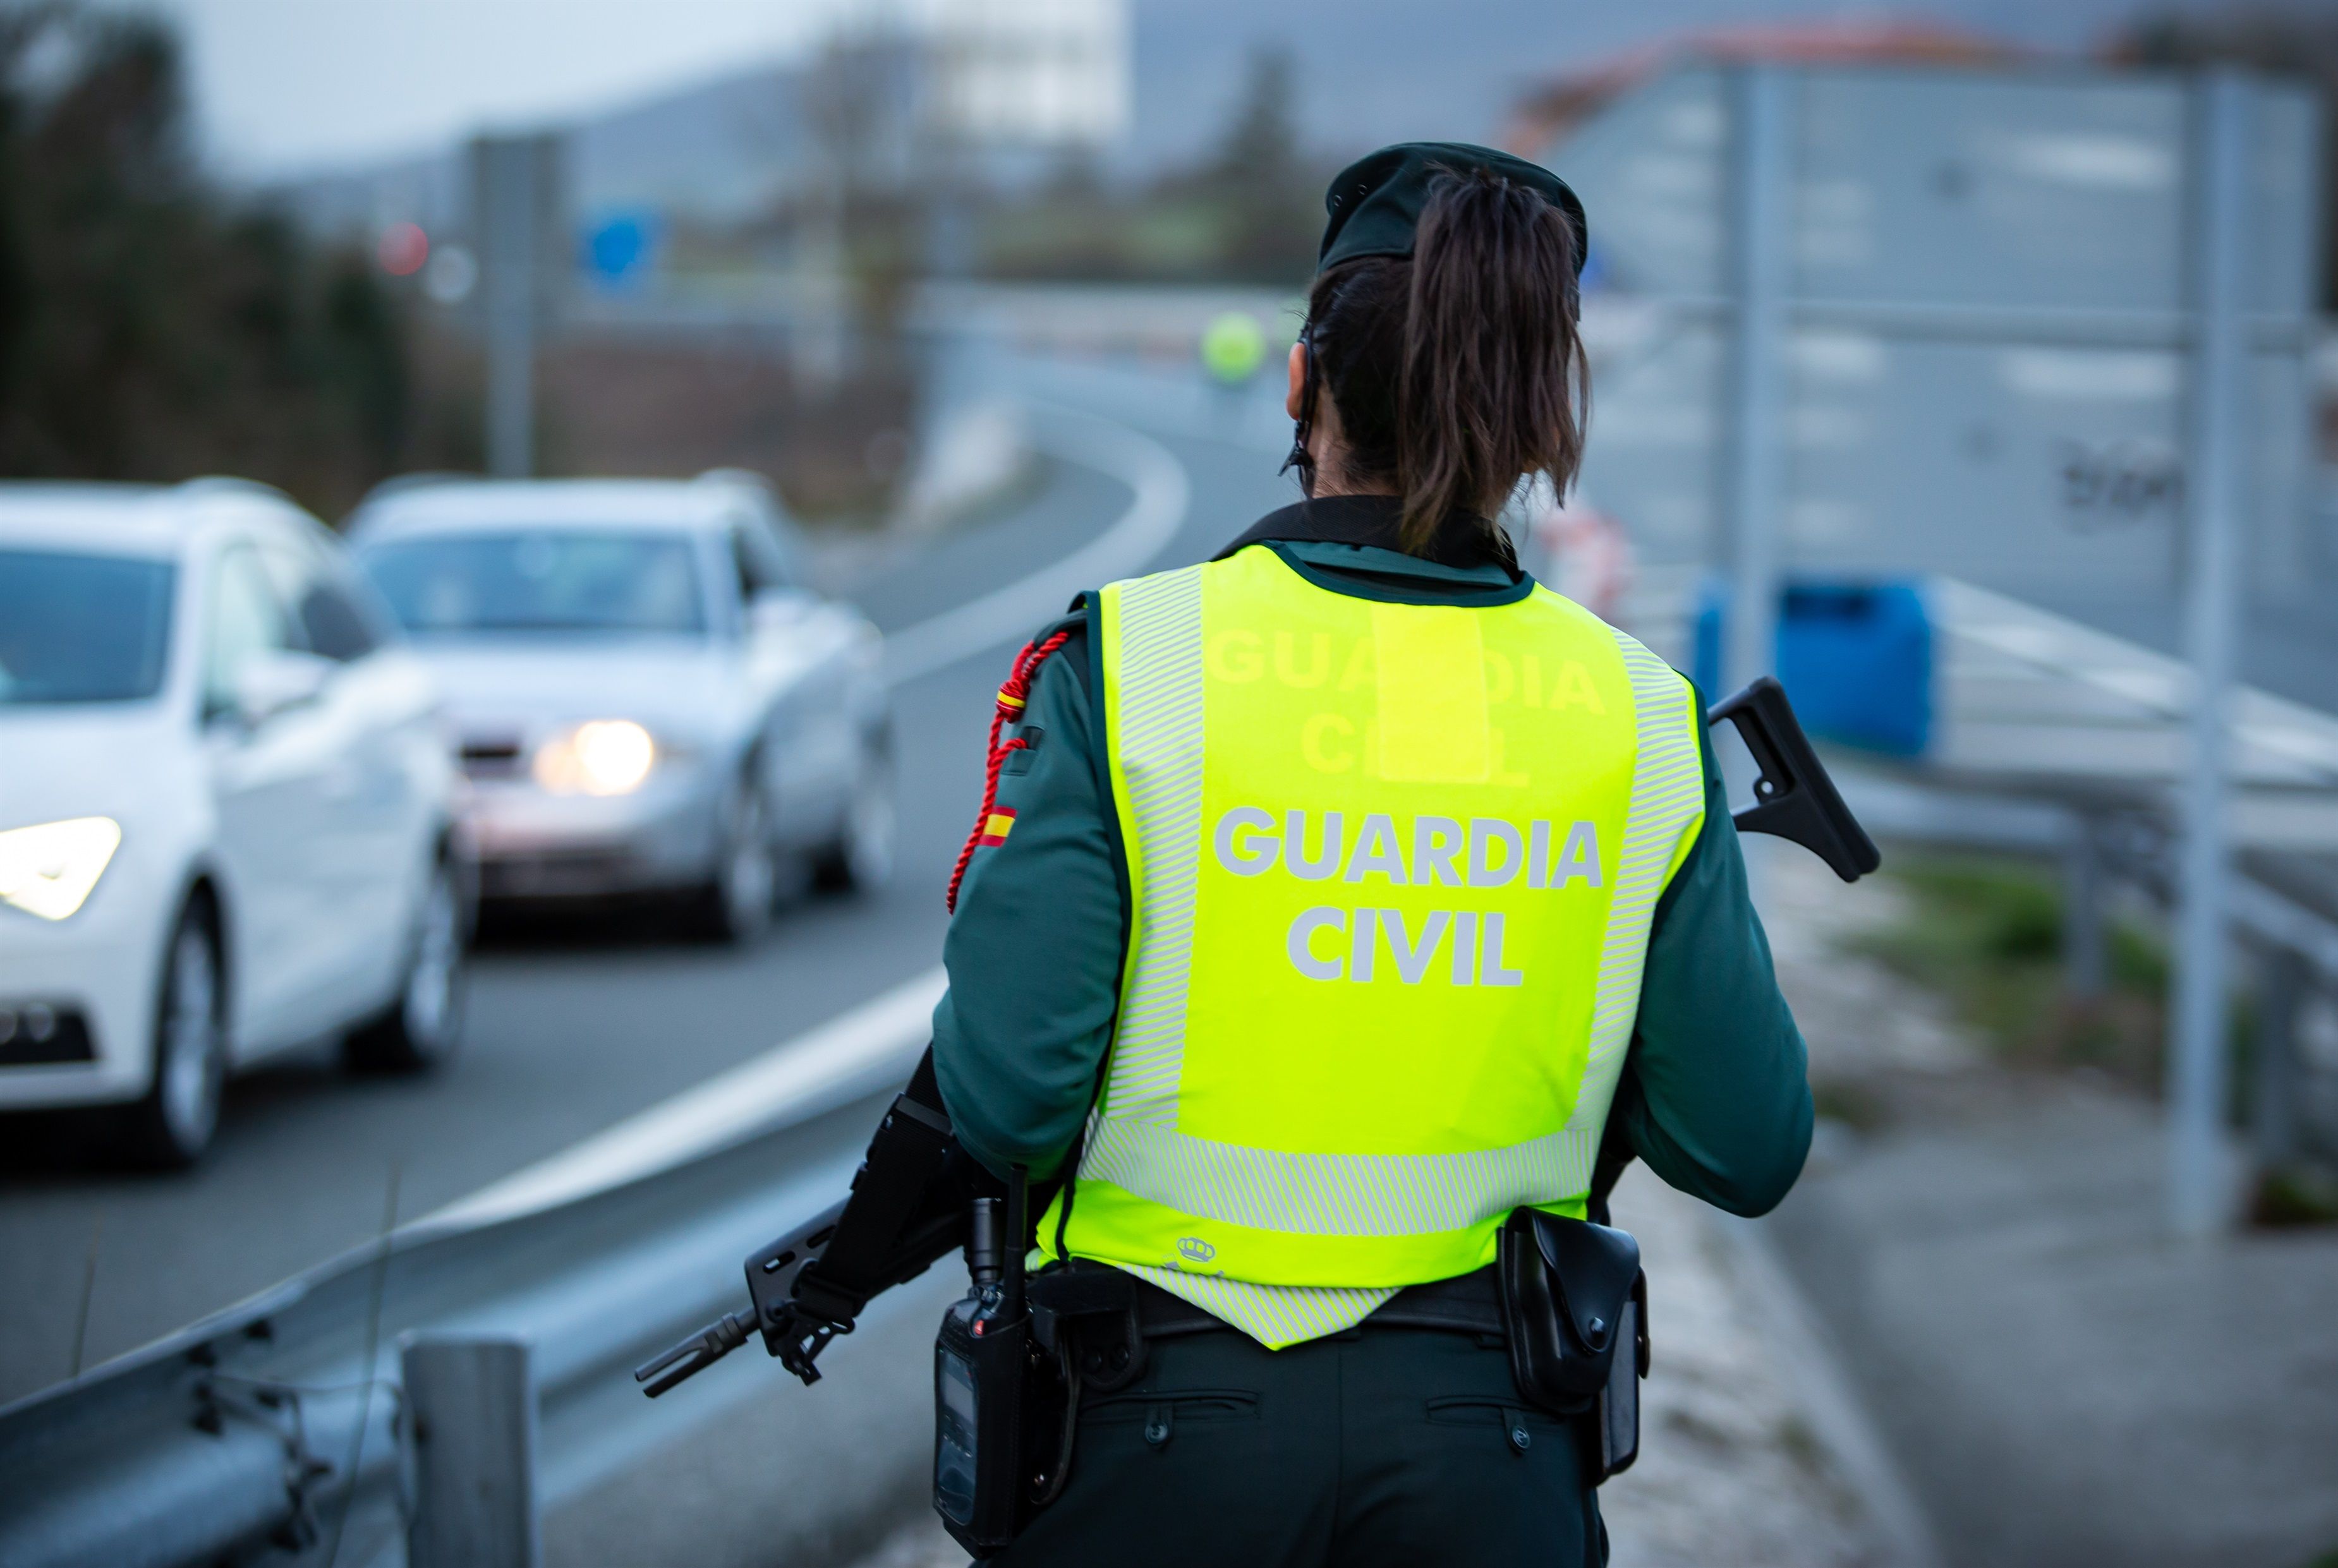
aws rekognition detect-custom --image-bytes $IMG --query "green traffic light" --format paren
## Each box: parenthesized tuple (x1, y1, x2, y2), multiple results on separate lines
(1200, 311, 1269, 385)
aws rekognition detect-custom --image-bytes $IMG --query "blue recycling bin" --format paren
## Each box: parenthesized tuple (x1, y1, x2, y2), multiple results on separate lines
(1693, 580, 1933, 757)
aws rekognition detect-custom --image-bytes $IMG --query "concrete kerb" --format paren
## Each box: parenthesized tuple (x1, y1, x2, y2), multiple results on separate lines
(1716, 1215, 1950, 1568)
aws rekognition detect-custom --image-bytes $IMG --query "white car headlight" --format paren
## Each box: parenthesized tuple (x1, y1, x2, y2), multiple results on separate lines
(0, 817, 123, 921)
(533, 720, 657, 796)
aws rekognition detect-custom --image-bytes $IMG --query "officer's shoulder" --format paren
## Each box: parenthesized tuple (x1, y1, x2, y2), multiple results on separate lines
(1526, 588, 1697, 697)
(1034, 595, 1091, 648)
(1027, 601, 1093, 692)
(1101, 558, 1218, 596)
(1527, 582, 1640, 648)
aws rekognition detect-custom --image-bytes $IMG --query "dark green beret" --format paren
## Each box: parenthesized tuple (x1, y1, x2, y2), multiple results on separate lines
(1317, 141, 1588, 276)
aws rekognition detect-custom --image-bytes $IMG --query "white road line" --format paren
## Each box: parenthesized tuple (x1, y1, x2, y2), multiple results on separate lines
(1002, 353, 1294, 457)
(420, 968, 945, 1231)
(881, 403, 1190, 687)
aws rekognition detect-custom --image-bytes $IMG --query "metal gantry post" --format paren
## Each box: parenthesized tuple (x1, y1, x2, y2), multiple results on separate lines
(1723, 63, 1793, 699)
(481, 138, 538, 480)
(2167, 70, 2253, 1238)
(2063, 817, 2108, 1002)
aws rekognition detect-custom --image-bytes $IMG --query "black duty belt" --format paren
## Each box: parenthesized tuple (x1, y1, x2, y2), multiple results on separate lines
(1129, 1265, 1505, 1339)
(1030, 1260, 1506, 1399)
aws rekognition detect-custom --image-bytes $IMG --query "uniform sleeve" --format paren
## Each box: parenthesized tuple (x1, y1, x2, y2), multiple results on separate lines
(1609, 716, 1814, 1217)
(931, 632, 1127, 1181)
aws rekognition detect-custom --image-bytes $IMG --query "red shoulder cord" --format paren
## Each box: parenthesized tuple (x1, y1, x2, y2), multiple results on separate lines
(946, 630, 1074, 913)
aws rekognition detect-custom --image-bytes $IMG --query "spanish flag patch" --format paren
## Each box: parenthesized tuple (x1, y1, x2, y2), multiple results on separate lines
(978, 809, 1016, 847)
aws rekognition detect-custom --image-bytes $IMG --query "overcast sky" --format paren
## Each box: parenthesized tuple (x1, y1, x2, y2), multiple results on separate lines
(147, 1, 866, 177)
(148, 0, 2209, 182)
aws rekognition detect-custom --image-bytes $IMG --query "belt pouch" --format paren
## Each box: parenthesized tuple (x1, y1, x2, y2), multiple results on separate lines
(1591, 1271, 1649, 1481)
(1496, 1207, 1644, 1423)
(1029, 1265, 1149, 1392)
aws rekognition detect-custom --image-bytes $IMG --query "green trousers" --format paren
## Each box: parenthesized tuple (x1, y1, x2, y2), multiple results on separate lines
(989, 1324, 1608, 1567)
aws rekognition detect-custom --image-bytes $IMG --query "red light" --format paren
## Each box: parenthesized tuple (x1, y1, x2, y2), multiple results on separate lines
(378, 222, 429, 277)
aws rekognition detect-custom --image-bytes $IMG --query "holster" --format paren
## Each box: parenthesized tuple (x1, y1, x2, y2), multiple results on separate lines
(1029, 1263, 1152, 1394)
(1496, 1207, 1650, 1483)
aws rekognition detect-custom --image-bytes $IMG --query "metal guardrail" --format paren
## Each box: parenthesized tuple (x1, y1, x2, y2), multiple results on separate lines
(1626, 566, 2338, 965)
(0, 975, 939, 1568)
(1846, 763, 2338, 1180)
(1836, 766, 2338, 985)
(1624, 560, 2338, 1175)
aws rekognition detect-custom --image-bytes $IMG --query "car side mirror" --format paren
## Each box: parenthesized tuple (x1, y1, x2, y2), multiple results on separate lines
(233, 648, 335, 728)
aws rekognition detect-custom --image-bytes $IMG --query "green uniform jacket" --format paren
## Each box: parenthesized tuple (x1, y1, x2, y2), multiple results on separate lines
(933, 497, 1813, 1229)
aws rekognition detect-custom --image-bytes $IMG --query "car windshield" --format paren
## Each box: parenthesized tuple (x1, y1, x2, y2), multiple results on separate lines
(0, 548, 176, 704)
(358, 530, 706, 636)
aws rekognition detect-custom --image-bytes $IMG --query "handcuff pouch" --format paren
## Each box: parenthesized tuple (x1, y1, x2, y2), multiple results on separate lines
(1496, 1207, 1649, 1481)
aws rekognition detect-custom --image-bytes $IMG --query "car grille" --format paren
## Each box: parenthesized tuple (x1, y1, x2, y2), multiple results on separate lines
(478, 851, 645, 900)
(0, 1004, 96, 1066)
(460, 737, 526, 780)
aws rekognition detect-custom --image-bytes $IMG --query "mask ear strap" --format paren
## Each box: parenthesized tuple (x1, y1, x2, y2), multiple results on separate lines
(1280, 322, 1319, 496)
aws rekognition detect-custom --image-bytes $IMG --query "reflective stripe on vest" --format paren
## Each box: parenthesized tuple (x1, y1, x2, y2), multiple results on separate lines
(1045, 546, 1705, 1329)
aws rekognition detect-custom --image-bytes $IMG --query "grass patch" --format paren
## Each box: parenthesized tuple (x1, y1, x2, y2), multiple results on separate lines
(2252, 1165, 2338, 1228)
(1847, 853, 2174, 1092)
(1812, 1077, 1891, 1132)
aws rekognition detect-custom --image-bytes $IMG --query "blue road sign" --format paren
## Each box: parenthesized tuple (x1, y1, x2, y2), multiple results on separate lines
(582, 210, 663, 291)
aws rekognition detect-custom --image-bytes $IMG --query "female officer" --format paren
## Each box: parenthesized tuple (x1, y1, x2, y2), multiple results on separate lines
(932, 142, 1810, 1566)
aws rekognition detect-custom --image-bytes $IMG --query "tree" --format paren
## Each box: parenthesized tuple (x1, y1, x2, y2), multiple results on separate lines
(1201, 47, 1319, 284)
(799, 27, 926, 362)
(0, 3, 415, 513)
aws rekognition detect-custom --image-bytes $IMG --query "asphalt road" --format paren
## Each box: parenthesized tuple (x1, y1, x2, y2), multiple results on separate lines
(0, 375, 1300, 1408)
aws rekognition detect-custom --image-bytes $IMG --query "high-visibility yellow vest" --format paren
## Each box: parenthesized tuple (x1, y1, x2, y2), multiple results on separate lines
(1041, 544, 1706, 1346)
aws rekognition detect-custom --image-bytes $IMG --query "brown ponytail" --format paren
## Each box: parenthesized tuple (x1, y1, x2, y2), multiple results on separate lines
(1299, 164, 1587, 555)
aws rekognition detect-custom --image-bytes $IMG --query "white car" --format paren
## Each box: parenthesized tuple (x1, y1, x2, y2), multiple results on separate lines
(347, 471, 890, 941)
(0, 481, 466, 1166)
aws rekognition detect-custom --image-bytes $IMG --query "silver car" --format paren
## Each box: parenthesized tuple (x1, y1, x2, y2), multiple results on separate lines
(348, 471, 890, 941)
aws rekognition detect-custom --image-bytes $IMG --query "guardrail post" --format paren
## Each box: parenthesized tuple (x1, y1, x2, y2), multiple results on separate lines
(404, 1336, 542, 1568)
(2062, 819, 2107, 1001)
(2250, 948, 2308, 1172)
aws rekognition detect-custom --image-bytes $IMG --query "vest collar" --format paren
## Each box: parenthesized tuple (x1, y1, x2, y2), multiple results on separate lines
(1213, 495, 1520, 576)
